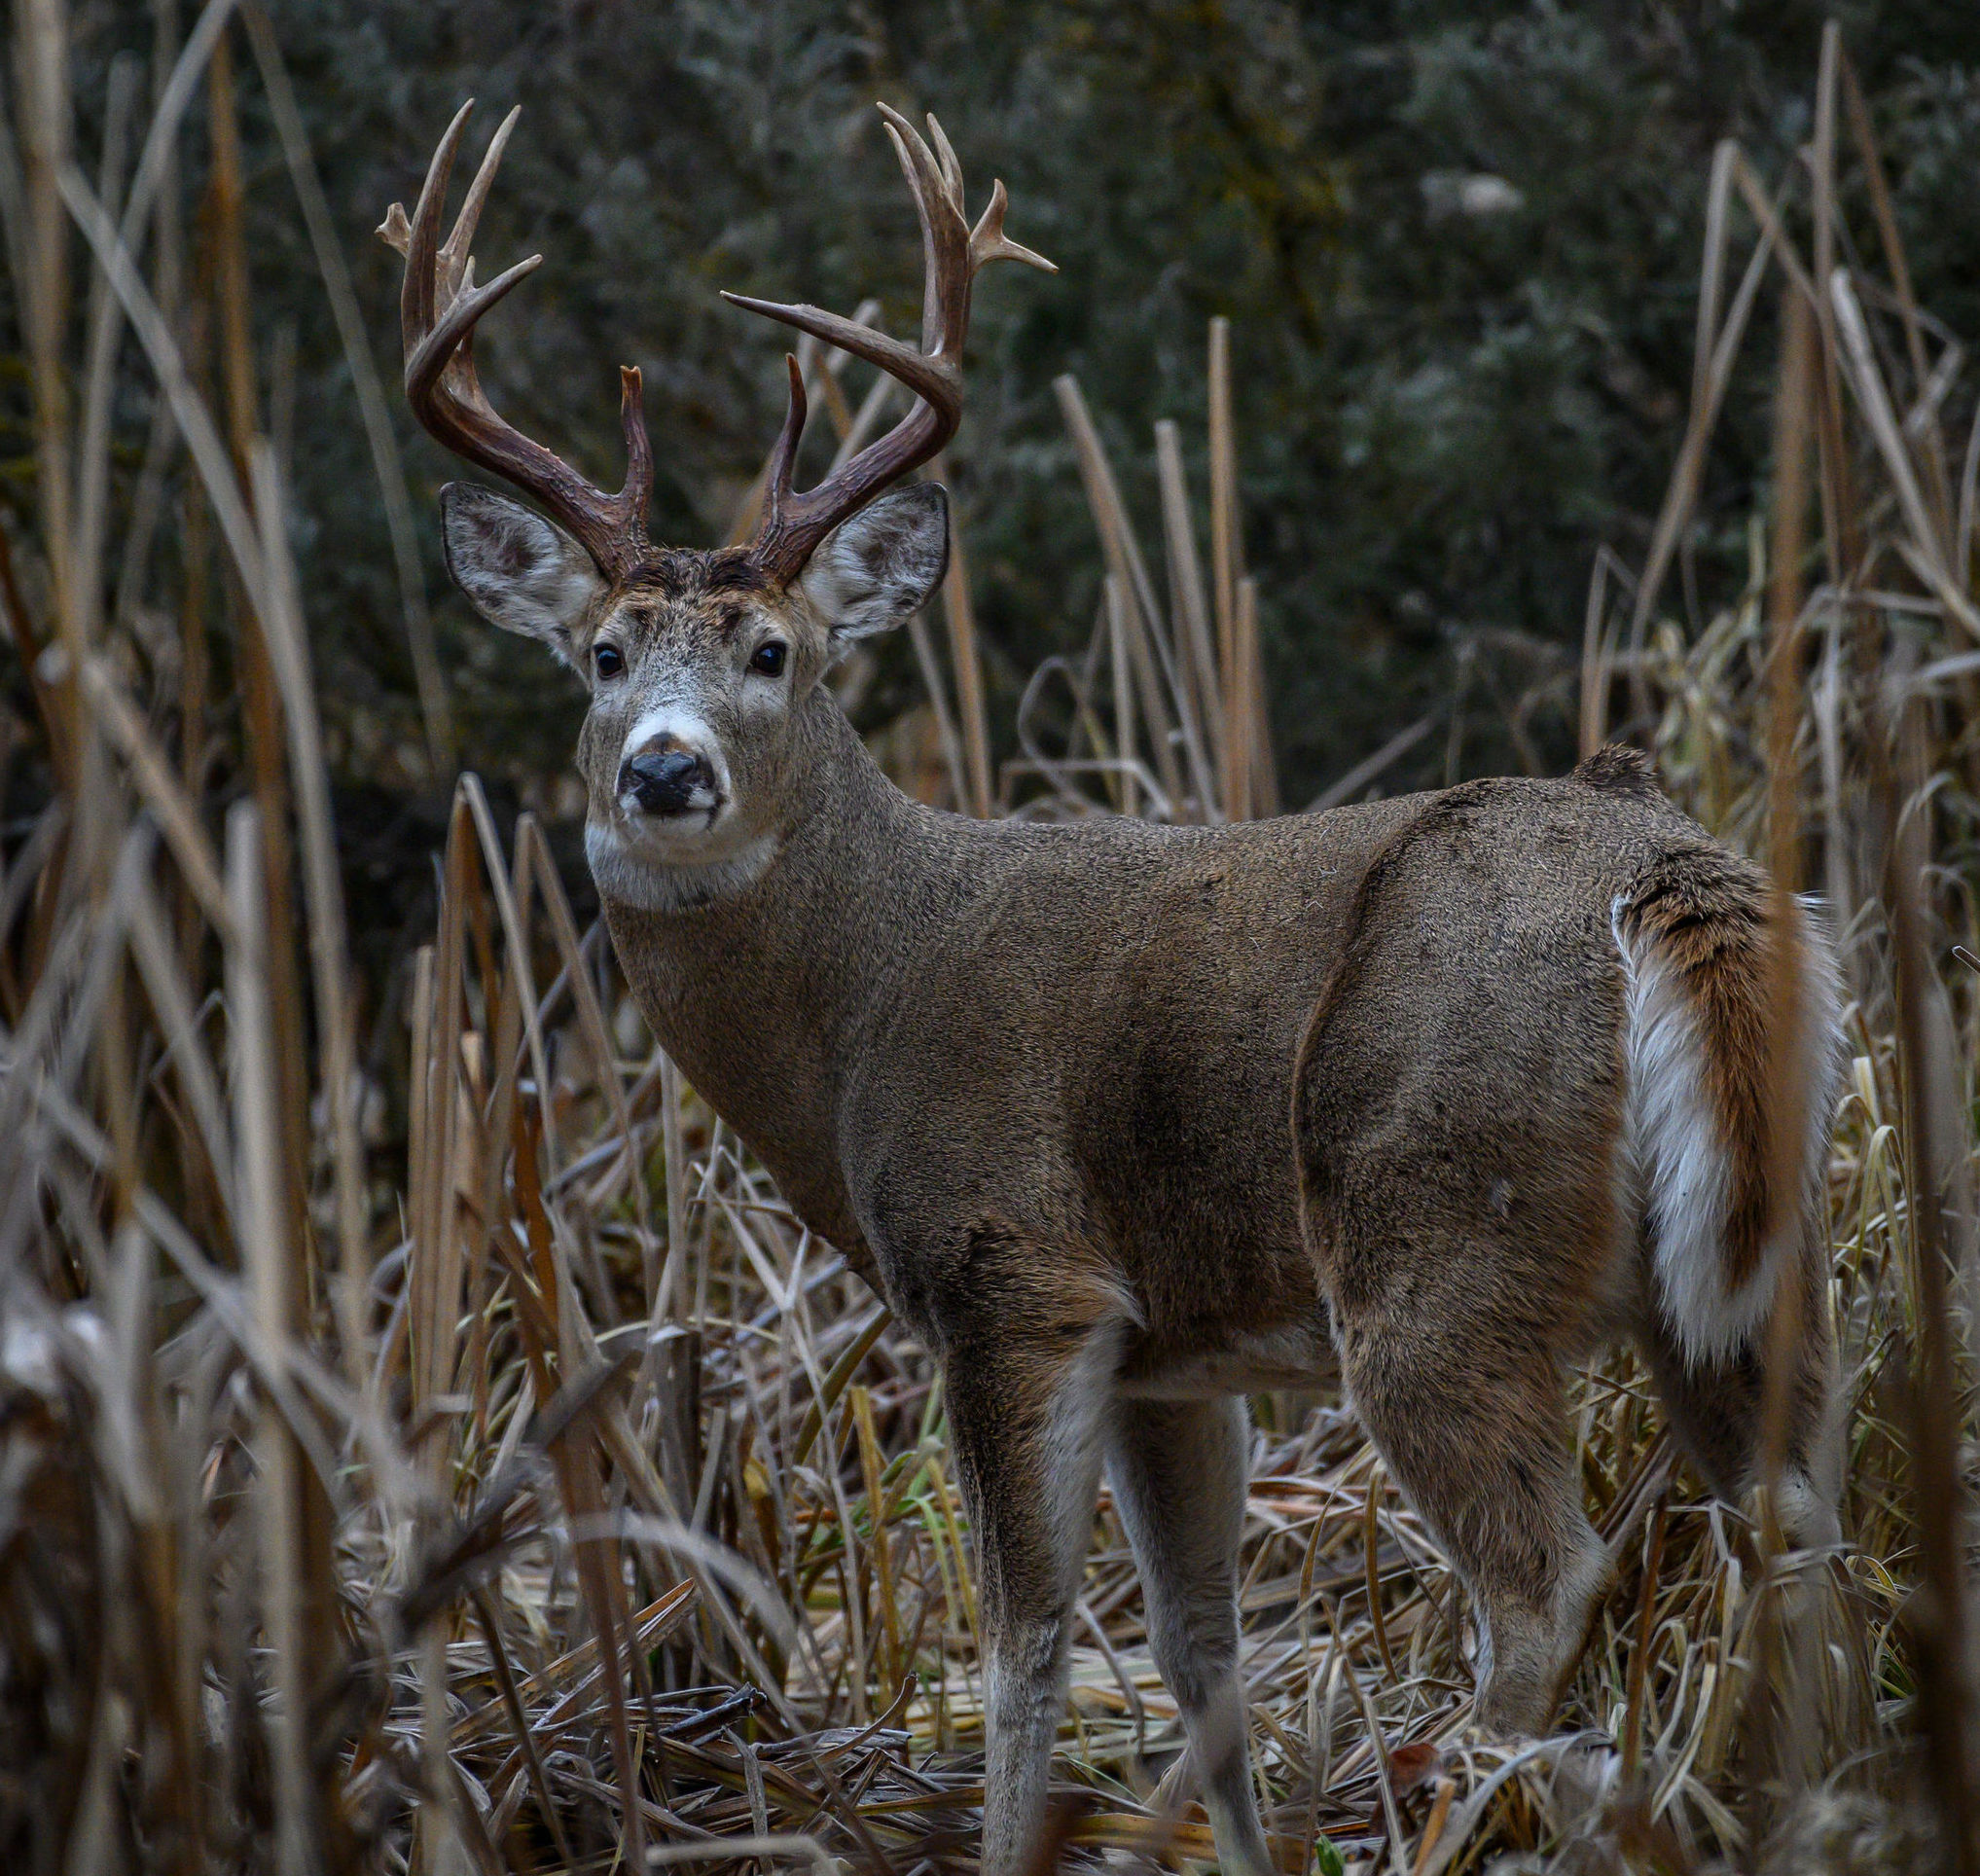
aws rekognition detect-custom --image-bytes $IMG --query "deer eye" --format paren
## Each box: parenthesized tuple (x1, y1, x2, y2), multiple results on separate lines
(750, 641, 787, 678)
(594, 643, 624, 680)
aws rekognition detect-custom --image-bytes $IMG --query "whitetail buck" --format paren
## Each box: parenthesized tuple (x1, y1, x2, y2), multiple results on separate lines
(385, 103, 1844, 1876)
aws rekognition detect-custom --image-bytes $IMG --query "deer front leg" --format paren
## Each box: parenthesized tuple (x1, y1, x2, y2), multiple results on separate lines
(1107, 1396, 1273, 1876)
(941, 1260, 1127, 1876)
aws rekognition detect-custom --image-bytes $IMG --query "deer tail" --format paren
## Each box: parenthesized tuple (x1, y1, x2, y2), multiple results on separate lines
(1612, 851, 1843, 1367)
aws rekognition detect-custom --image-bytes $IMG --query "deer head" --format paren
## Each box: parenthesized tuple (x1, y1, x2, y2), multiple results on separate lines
(381, 102, 1051, 902)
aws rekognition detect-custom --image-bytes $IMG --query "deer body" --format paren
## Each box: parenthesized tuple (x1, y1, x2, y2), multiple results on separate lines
(603, 686, 1394, 1364)
(597, 701, 1843, 1871)
(386, 104, 1844, 1876)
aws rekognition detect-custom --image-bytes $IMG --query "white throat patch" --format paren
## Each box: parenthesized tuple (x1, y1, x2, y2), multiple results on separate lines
(585, 819, 778, 913)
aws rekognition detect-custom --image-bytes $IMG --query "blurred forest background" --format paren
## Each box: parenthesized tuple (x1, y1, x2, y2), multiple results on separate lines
(11, 0, 1980, 947)
(8, 5, 1980, 1868)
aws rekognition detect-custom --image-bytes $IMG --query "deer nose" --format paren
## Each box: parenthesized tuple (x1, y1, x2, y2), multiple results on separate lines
(622, 748, 709, 816)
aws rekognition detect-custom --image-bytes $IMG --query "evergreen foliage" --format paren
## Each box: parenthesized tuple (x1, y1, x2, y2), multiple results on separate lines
(23, 0, 1980, 804)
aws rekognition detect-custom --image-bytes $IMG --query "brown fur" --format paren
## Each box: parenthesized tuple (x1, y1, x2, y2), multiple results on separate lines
(443, 478, 1843, 1870)
(1292, 751, 1840, 1731)
(1616, 851, 1778, 1287)
(402, 108, 1837, 1847)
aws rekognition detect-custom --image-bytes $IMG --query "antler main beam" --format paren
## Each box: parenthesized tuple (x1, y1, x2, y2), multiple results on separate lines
(725, 104, 1054, 586)
(382, 102, 1047, 592)
(379, 102, 654, 582)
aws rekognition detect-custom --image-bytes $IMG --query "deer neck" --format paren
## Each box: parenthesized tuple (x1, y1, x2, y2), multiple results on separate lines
(594, 689, 927, 1236)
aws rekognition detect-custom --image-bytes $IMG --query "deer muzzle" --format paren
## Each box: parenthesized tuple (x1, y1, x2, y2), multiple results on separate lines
(622, 748, 712, 817)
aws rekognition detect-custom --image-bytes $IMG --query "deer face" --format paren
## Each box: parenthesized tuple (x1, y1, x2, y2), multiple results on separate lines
(389, 98, 1042, 906)
(442, 481, 950, 905)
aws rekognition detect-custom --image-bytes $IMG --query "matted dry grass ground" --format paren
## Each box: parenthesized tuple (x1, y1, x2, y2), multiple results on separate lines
(1, 13, 1974, 1873)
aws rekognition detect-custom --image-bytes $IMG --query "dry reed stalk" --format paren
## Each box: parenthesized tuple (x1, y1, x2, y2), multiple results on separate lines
(1888, 752, 1978, 1867)
(239, 0, 450, 770)
(19, 0, 76, 656)
(1304, 713, 1437, 814)
(251, 443, 373, 1384)
(1811, 21, 1850, 595)
(1105, 573, 1138, 815)
(899, 606, 972, 811)
(227, 800, 317, 1869)
(930, 454, 993, 816)
(210, 24, 315, 1276)
(402, 938, 437, 1395)
(1623, 143, 1774, 714)
(78, 651, 233, 934)
(1577, 545, 1630, 759)
(1833, 272, 1980, 638)
(1754, 287, 1818, 1543)
(1155, 417, 1224, 796)
(411, 796, 469, 1420)
(1238, 575, 1278, 815)
(521, 813, 651, 1236)
(1884, 603, 1979, 1865)
(1054, 373, 1194, 811)
(71, 53, 139, 651)
(6, 18, 1980, 1874)
(1208, 316, 1244, 815)
(1049, 358, 1273, 823)
(1837, 38, 1955, 555)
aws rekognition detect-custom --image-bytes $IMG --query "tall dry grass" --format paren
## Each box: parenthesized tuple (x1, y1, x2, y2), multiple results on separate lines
(0, 9, 1974, 1873)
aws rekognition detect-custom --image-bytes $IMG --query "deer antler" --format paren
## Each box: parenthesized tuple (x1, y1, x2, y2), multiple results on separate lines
(723, 105, 1054, 587)
(379, 102, 655, 582)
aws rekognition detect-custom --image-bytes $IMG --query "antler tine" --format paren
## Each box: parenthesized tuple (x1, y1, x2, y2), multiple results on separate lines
(877, 105, 969, 357)
(381, 104, 655, 581)
(759, 354, 810, 533)
(718, 292, 957, 408)
(405, 251, 544, 402)
(396, 98, 475, 358)
(969, 179, 1056, 276)
(724, 102, 1054, 585)
(618, 365, 654, 531)
(923, 113, 965, 208)
(437, 103, 521, 312)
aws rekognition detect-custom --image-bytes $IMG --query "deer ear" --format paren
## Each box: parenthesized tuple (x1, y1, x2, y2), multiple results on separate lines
(441, 483, 604, 653)
(798, 483, 950, 642)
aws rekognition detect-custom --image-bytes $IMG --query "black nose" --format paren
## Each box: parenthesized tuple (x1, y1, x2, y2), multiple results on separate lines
(623, 748, 709, 815)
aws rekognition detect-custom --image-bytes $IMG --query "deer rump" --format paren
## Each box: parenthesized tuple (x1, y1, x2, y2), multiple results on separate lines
(1293, 748, 1842, 1377)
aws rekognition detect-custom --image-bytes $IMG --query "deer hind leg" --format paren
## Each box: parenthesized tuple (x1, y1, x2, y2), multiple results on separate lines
(1634, 1234, 1841, 1549)
(1106, 1397, 1273, 1876)
(939, 1252, 1130, 1876)
(1335, 1300, 1610, 1737)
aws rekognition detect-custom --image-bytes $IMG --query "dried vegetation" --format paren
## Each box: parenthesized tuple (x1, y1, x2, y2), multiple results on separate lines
(0, 10, 1975, 1873)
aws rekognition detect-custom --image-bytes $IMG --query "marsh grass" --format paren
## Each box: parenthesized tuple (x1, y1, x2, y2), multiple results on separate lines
(0, 9, 1974, 1872)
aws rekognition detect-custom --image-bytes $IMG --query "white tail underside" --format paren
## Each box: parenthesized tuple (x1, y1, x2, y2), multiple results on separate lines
(1613, 898, 1842, 1367)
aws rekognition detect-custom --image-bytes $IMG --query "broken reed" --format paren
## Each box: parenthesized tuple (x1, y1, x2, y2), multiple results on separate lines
(1034, 328, 1276, 827)
(1, 7, 1976, 1873)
